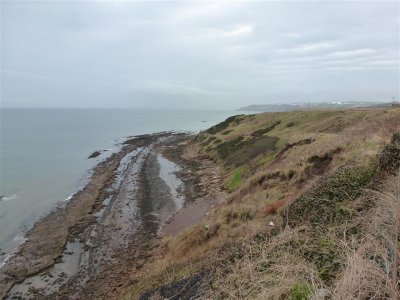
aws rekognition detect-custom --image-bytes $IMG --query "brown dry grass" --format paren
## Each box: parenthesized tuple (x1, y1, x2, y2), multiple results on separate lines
(122, 109, 400, 300)
(203, 171, 400, 299)
(207, 227, 327, 300)
(332, 173, 400, 299)
(260, 198, 287, 216)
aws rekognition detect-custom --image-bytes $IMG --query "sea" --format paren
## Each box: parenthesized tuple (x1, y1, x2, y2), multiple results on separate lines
(0, 108, 242, 263)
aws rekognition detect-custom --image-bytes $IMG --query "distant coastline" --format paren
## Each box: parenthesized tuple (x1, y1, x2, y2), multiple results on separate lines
(238, 101, 394, 112)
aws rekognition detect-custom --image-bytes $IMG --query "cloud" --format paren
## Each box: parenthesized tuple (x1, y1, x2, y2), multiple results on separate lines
(215, 25, 253, 38)
(1, 0, 399, 109)
(277, 41, 339, 55)
(328, 48, 377, 58)
(130, 80, 213, 96)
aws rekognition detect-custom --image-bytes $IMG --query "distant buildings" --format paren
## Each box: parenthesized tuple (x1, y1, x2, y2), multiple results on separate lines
(392, 102, 400, 108)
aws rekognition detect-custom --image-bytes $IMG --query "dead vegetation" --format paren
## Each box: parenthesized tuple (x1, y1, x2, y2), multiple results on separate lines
(202, 134, 400, 299)
(208, 228, 327, 300)
(332, 174, 400, 299)
(123, 108, 400, 300)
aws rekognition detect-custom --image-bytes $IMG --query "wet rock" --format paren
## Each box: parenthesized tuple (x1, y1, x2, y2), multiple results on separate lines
(88, 151, 102, 159)
(3, 132, 206, 299)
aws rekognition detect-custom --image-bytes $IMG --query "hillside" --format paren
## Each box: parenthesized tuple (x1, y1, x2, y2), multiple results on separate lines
(123, 108, 400, 299)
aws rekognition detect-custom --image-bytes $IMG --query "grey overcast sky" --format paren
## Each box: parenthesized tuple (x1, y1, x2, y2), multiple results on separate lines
(1, 1, 399, 109)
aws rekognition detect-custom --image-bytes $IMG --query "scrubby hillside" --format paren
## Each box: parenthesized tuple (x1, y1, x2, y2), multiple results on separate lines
(124, 109, 400, 300)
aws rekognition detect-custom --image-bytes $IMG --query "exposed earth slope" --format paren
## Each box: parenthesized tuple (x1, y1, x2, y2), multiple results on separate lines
(124, 108, 400, 300)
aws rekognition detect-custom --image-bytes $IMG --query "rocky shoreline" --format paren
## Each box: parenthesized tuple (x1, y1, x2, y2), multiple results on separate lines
(0, 132, 223, 299)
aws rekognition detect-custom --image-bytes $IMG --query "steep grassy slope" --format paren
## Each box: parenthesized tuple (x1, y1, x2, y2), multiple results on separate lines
(123, 108, 400, 300)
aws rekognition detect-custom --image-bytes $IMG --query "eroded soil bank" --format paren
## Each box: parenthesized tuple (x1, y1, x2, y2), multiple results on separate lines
(0, 132, 222, 300)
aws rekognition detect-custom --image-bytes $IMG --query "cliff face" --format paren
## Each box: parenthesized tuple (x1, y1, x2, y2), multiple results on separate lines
(124, 109, 400, 300)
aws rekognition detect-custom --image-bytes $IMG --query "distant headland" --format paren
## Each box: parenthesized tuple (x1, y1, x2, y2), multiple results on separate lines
(238, 101, 394, 112)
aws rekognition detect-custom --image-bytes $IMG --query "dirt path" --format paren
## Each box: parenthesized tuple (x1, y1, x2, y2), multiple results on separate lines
(161, 193, 225, 237)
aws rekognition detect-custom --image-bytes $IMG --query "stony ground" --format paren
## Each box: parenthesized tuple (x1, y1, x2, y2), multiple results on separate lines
(1, 132, 221, 300)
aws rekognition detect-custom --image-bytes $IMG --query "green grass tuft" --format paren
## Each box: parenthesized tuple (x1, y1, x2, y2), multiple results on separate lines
(227, 168, 246, 191)
(290, 283, 312, 300)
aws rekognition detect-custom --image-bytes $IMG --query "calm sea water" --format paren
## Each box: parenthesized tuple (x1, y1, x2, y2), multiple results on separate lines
(0, 108, 240, 259)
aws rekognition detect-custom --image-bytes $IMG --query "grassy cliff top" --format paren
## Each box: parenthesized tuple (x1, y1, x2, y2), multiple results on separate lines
(124, 108, 400, 300)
